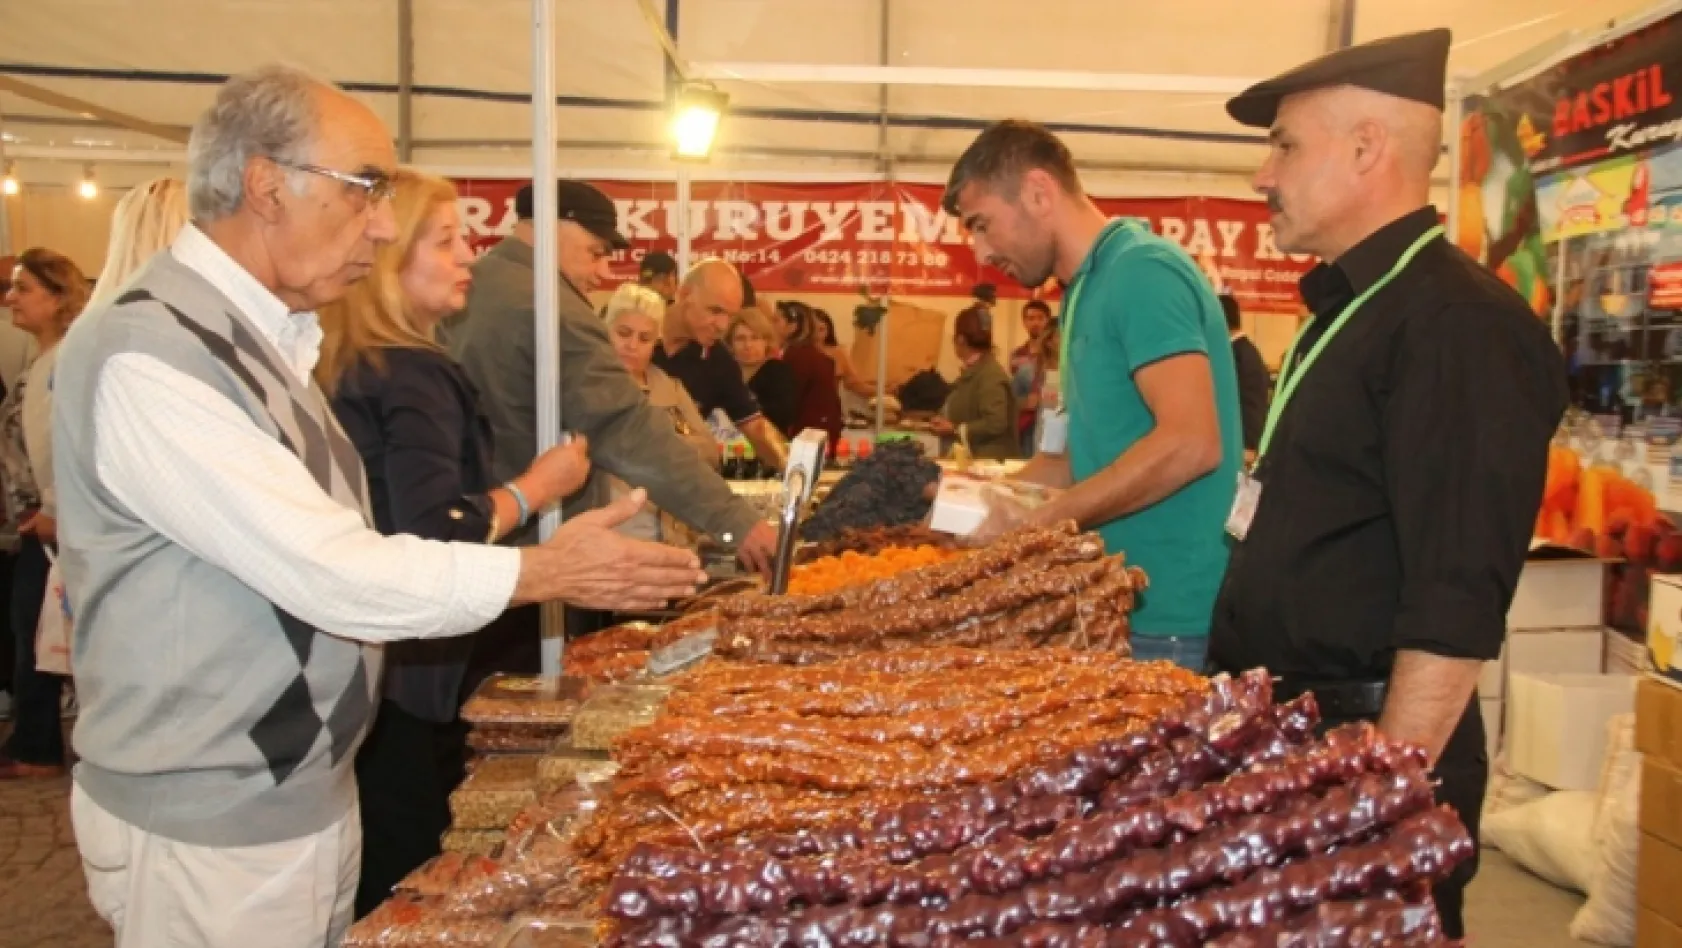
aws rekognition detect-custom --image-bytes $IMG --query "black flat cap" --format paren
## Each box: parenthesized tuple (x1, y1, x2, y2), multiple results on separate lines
(1226, 28, 1452, 128)
(514, 179, 630, 250)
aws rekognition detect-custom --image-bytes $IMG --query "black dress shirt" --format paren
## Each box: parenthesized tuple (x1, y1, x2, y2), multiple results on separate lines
(1209, 207, 1569, 681)
(332, 346, 496, 721)
(653, 340, 764, 426)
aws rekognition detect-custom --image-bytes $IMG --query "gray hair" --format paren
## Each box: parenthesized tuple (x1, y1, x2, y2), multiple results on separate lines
(187, 64, 329, 222)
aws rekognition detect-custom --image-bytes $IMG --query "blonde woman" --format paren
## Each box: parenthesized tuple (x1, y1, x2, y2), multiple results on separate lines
(0, 248, 89, 779)
(316, 169, 590, 916)
(603, 283, 717, 544)
(87, 177, 190, 310)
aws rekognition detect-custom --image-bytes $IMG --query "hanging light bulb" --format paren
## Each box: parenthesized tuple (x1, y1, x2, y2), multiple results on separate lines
(0, 160, 17, 196)
(77, 165, 98, 200)
(670, 82, 728, 162)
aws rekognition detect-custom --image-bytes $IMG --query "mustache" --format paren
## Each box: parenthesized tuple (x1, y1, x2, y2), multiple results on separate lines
(1263, 191, 1285, 213)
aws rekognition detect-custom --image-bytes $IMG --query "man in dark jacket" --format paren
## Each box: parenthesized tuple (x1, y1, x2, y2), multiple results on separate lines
(446, 181, 776, 569)
(1221, 294, 1270, 457)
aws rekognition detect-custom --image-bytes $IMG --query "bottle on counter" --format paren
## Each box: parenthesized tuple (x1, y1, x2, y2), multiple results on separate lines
(742, 443, 762, 480)
(856, 437, 874, 463)
(832, 438, 852, 471)
(722, 441, 744, 480)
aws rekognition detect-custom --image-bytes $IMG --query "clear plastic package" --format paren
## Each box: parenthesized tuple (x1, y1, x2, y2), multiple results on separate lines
(449, 756, 540, 830)
(466, 725, 568, 755)
(570, 683, 669, 751)
(490, 914, 599, 948)
(461, 675, 589, 727)
(535, 746, 617, 792)
(440, 829, 505, 857)
(339, 894, 506, 946)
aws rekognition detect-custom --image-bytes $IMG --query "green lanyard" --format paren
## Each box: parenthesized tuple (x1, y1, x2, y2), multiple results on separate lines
(1254, 224, 1445, 467)
(1056, 221, 1129, 405)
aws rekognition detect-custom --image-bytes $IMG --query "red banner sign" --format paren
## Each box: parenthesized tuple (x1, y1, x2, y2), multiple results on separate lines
(452, 179, 1313, 313)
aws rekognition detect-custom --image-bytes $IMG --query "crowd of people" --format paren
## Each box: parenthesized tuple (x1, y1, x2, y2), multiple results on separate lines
(0, 25, 1571, 948)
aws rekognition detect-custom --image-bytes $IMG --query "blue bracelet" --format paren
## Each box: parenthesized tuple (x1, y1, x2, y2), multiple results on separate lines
(504, 481, 531, 528)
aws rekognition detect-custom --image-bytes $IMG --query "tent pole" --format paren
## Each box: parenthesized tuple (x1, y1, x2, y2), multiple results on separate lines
(0, 110, 12, 257)
(531, 0, 565, 675)
(397, 0, 415, 162)
(1444, 81, 1461, 248)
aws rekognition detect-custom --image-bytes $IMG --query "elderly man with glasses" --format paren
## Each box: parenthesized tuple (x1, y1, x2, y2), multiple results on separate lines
(52, 64, 705, 947)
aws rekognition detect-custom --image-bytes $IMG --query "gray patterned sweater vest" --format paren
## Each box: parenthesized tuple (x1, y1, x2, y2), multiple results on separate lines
(54, 252, 382, 847)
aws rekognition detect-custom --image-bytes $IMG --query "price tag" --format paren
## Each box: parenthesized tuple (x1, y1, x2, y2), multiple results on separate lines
(1225, 471, 1262, 541)
(646, 629, 717, 677)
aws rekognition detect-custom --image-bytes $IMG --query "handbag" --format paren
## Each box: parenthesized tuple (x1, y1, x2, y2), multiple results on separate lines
(34, 544, 72, 676)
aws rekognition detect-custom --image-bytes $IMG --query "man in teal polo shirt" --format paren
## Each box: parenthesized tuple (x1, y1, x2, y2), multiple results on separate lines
(944, 120, 1241, 669)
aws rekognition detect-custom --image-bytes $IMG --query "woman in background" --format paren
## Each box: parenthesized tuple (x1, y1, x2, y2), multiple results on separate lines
(774, 300, 844, 446)
(87, 177, 190, 311)
(316, 169, 590, 916)
(602, 283, 718, 544)
(932, 304, 1018, 461)
(815, 309, 872, 399)
(0, 249, 89, 779)
(729, 306, 799, 436)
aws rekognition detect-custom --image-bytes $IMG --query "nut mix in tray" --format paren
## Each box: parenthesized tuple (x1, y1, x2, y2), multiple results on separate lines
(535, 746, 617, 793)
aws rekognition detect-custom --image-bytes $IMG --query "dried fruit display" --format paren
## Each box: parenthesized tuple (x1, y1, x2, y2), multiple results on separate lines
(799, 440, 942, 542)
(795, 524, 959, 562)
(785, 544, 965, 597)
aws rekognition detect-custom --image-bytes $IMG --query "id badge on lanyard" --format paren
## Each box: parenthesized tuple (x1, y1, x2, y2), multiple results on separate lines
(1225, 471, 1262, 540)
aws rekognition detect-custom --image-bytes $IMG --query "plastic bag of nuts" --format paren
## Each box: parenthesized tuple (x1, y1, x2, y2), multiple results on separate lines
(570, 683, 669, 751)
(535, 746, 616, 793)
(339, 894, 505, 947)
(461, 675, 589, 728)
(440, 829, 504, 858)
(449, 756, 540, 830)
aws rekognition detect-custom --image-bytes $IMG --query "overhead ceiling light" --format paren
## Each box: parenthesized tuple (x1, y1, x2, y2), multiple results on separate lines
(670, 82, 728, 162)
(77, 164, 98, 200)
(1, 161, 17, 197)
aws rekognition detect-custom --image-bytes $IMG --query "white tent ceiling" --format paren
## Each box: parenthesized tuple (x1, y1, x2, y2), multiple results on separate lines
(0, 0, 1667, 196)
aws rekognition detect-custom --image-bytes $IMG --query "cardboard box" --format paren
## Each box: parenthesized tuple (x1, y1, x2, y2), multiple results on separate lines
(1651, 574, 1682, 687)
(1643, 758, 1682, 848)
(1640, 832, 1682, 929)
(1507, 627, 1606, 677)
(928, 476, 1056, 537)
(1509, 548, 1609, 630)
(1611, 625, 1654, 677)
(1479, 696, 1504, 762)
(1639, 907, 1682, 948)
(1637, 674, 1682, 771)
(1507, 672, 1637, 790)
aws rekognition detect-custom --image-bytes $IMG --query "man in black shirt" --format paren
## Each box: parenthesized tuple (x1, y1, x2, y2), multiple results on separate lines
(1211, 29, 1568, 941)
(1220, 294, 1269, 459)
(654, 259, 788, 471)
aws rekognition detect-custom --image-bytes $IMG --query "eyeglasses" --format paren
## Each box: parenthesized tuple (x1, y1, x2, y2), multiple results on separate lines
(274, 160, 396, 205)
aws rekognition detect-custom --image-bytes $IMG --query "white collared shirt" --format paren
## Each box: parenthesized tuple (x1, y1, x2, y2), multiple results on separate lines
(85, 225, 519, 643)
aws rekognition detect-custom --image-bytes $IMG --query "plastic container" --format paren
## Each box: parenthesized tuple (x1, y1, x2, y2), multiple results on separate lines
(461, 675, 589, 728)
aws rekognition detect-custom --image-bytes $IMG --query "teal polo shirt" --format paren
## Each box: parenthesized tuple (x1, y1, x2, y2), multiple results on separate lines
(1062, 218, 1242, 637)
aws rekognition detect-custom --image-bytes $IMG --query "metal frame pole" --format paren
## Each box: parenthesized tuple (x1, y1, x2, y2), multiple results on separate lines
(531, 0, 565, 675)
(1444, 81, 1462, 249)
(0, 110, 12, 256)
(397, 0, 415, 162)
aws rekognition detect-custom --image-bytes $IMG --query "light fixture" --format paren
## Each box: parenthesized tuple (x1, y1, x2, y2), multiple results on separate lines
(0, 161, 17, 197)
(77, 164, 98, 200)
(670, 82, 728, 161)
